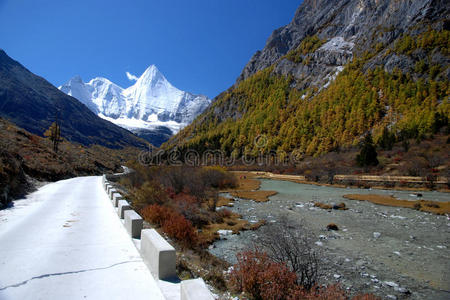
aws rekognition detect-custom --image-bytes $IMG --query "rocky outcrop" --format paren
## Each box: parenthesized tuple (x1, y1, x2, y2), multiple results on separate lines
(238, 0, 449, 87)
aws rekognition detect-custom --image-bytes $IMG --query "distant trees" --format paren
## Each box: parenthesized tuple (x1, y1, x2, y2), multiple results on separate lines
(356, 133, 378, 167)
(285, 35, 326, 63)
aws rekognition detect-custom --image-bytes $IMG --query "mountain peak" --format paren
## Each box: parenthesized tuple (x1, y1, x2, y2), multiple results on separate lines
(69, 75, 84, 84)
(138, 64, 167, 86)
(59, 65, 211, 142)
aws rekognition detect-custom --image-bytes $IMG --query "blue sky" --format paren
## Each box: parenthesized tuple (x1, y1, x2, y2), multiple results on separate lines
(0, 0, 301, 98)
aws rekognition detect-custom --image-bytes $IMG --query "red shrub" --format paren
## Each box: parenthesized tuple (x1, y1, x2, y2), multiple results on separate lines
(162, 212, 198, 248)
(141, 204, 198, 248)
(140, 204, 174, 226)
(229, 250, 381, 300)
(229, 250, 298, 300)
(302, 284, 347, 300)
(172, 192, 199, 206)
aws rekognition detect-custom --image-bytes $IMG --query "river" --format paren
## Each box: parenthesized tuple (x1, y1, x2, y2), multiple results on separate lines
(210, 179, 450, 299)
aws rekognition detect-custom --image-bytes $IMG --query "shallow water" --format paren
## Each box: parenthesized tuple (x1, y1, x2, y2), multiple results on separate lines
(259, 179, 450, 203)
(211, 180, 450, 299)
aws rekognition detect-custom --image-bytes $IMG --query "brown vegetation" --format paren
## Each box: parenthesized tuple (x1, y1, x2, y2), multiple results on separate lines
(314, 202, 348, 210)
(314, 202, 333, 210)
(230, 190, 277, 202)
(256, 216, 320, 290)
(343, 194, 450, 215)
(229, 249, 379, 300)
(0, 118, 134, 208)
(120, 164, 255, 248)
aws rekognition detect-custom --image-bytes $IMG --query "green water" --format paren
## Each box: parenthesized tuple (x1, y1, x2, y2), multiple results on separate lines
(258, 179, 450, 203)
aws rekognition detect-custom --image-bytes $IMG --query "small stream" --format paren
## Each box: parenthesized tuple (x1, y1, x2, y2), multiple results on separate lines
(210, 179, 450, 299)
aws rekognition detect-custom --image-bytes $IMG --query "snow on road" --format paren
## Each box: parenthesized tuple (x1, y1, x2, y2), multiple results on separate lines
(0, 176, 165, 300)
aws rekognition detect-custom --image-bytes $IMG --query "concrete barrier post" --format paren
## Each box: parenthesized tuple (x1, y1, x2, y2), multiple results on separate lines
(124, 210, 143, 238)
(181, 278, 214, 300)
(112, 193, 124, 207)
(108, 188, 117, 199)
(140, 229, 176, 280)
(117, 200, 132, 219)
(106, 185, 114, 194)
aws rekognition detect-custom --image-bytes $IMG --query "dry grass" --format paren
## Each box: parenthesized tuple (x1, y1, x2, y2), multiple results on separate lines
(314, 202, 348, 210)
(314, 202, 333, 210)
(216, 196, 235, 208)
(343, 194, 450, 215)
(223, 172, 261, 191)
(230, 190, 278, 202)
(223, 171, 278, 202)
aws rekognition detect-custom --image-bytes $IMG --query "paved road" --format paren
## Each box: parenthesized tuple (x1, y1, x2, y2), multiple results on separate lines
(0, 176, 165, 300)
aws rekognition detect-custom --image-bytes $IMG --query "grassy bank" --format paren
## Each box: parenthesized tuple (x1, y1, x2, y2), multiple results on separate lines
(343, 194, 450, 215)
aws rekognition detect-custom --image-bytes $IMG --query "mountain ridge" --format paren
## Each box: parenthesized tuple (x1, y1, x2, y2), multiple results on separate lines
(0, 49, 147, 149)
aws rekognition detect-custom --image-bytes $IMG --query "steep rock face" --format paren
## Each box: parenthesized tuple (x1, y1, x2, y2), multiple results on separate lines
(239, 0, 449, 86)
(59, 65, 211, 146)
(0, 50, 146, 149)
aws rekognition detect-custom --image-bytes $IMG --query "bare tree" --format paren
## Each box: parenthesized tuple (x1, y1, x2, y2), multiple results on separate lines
(255, 215, 320, 290)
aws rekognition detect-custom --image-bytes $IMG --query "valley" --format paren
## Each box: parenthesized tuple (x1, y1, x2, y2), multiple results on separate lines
(0, 0, 449, 299)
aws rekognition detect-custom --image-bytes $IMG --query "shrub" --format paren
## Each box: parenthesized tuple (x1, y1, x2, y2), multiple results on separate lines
(162, 213, 198, 248)
(201, 166, 237, 189)
(256, 216, 320, 290)
(140, 204, 174, 226)
(131, 181, 168, 210)
(141, 204, 198, 248)
(291, 284, 347, 300)
(229, 250, 298, 300)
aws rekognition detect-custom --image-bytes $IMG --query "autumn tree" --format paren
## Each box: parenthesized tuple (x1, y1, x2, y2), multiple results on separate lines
(378, 127, 395, 150)
(44, 121, 61, 153)
(356, 133, 378, 167)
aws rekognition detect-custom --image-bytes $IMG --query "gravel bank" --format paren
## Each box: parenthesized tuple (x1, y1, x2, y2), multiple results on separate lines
(210, 179, 450, 300)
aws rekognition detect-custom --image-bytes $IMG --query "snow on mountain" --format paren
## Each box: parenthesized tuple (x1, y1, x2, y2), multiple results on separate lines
(59, 65, 211, 140)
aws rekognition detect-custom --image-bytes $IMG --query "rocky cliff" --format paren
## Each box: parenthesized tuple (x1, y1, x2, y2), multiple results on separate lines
(239, 0, 449, 86)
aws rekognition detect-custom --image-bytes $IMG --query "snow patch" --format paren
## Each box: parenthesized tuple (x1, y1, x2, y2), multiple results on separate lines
(320, 37, 354, 54)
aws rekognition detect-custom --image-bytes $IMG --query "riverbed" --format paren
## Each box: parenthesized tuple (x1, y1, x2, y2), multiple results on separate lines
(210, 179, 450, 300)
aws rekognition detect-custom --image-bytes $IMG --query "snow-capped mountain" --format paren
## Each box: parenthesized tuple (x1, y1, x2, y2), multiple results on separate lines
(59, 65, 211, 146)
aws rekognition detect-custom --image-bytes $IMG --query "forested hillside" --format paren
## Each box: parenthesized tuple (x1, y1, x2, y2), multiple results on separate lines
(165, 0, 449, 163)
